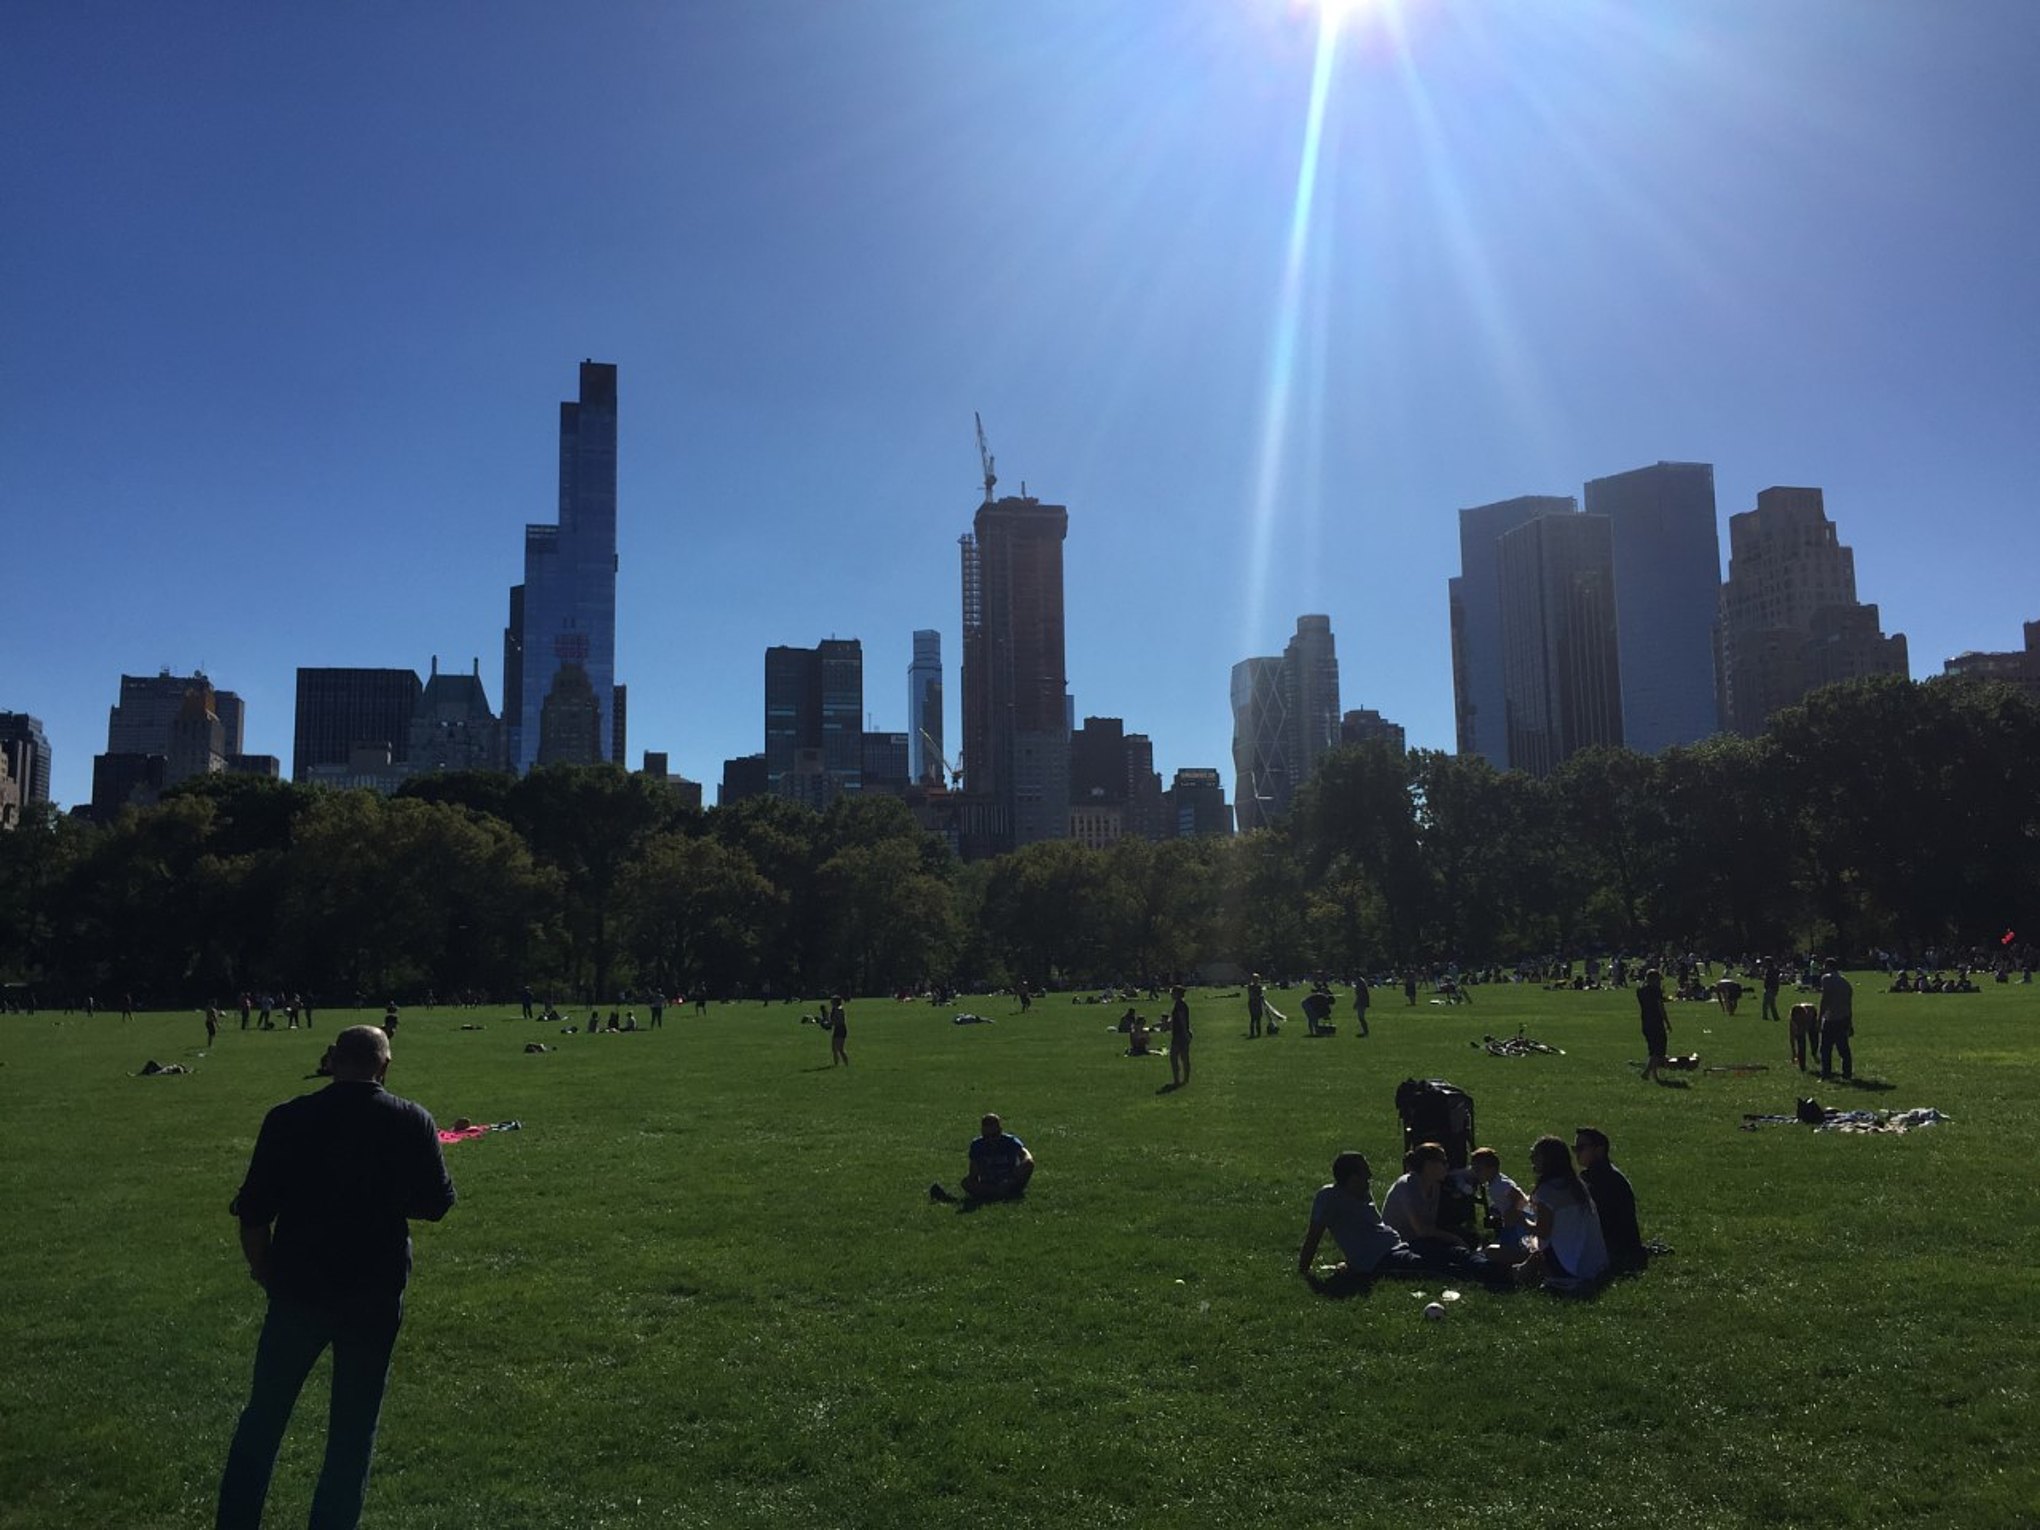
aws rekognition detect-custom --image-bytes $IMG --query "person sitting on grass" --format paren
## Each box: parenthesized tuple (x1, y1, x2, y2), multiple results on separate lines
(1519, 1135, 1609, 1290)
(1297, 1151, 1427, 1284)
(1383, 1142, 1479, 1259)
(931, 1113, 1034, 1203)
(1572, 1126, 1646, 1274)
(1459, 1146, 1531, 1265)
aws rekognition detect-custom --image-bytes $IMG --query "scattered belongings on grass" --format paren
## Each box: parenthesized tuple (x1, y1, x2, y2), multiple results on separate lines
(1703, 1062, 1770, 1077)
(135, 1059, 192, 1076)
(523, 1042, 550, 1054)
(1472, 1033, 1563, 1057)
(952, 1013, 991, 1025)
(1740, 1104, 1950, 1134)
(438, 1119, 523, 1144)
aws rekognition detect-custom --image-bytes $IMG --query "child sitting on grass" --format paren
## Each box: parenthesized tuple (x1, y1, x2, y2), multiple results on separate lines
(1460, 1146, 1530, 1265)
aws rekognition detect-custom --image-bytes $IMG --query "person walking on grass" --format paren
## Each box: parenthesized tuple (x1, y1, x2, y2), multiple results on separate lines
(215, 1024, 456, 1530)
(1818, 958, 1854, 1081)
(1168, 985, 1193, 1088)
(1352, 973, 1371, 1037)
(1637, 968, 1671, 1083)
(829, 994, 849, 1066)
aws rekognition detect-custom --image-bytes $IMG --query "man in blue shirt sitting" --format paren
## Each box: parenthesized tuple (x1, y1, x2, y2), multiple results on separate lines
(1296, 1150, 1428, 1286)
(932, 1113, 1035, 1203)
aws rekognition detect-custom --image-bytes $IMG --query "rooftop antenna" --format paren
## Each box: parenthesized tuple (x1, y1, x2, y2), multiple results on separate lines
(974, 411, 997, 504)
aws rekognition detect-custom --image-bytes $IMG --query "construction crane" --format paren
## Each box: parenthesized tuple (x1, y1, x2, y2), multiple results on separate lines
(974, 411, 997, 504)
(919, 727, 961, 790)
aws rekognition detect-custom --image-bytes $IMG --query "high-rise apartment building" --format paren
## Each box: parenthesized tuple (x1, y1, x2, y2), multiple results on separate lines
(0, 713, 52, 808)
(408, 659, 503, 776)
(959, 493, 1069, 857)
(860, 731, 910, 796)
(764, 639, 864, 801)
(509, 361, 619, 772)
(1717, 487, 1908, 734)
(1451, 496, 1578, 766)
(103, 671, 245, 759)
(1584, 461, 1723, 751)
(908, 629, 943, 786)
(293, 668, 424, 782)
(1230, 615, 1341, 830)
(1497, 512, 1624, 777)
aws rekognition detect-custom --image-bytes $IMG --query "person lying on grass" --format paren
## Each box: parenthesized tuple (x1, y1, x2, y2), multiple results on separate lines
(930, 1113, 1034, 1204)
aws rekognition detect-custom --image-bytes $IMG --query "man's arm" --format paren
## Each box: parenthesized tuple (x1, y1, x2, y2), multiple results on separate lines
(1298, 1220, 1326, 1275)
(238, 1221, 273, 1287)
(408, 1115, 458, 1222)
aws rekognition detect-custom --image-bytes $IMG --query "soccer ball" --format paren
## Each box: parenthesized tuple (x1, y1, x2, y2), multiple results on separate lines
(1422, 1302, 1446, 1321)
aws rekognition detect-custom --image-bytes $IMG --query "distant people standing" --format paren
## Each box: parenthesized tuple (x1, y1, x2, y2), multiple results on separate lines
(649, 993, 664, 1029)
(285, 997, 299, 1031)
(1246, 974, 1267, 1038)
(240, 993, 252, 1032)
(214, 1024, 456, 1530)
(381, 1002, 399, 1040)
(122, 993, 135, 1021)
(1637, 969, 1671, 1084)
(1761, 958, 1782, 1023)
(1352, 975, 1372, 1037)
(519, 984, 534, 1021)
(299, 994, 313, 1031)
(205, 1007, 220, 1046)
(829, 995, 848, 1066)
(1403, 971, 1418, 1006)
(258, 994, 273, 1030)
(1167, 985, 1193, 1088)
(1818, 959, 1854, 1081)
(694, 989, 709, 1015)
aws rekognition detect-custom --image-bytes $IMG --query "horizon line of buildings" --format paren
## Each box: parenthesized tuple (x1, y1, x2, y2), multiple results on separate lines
(9, 372, 2040, 837)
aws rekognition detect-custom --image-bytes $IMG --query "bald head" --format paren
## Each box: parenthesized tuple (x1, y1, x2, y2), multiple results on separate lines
(330, 1024, 391, 1081)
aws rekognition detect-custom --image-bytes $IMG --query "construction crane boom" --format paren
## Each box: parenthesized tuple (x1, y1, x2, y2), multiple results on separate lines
(974, 411, 997, 504)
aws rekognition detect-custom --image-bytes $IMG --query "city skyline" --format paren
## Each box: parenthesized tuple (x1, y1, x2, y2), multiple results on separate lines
(7, 3, 2040, 810)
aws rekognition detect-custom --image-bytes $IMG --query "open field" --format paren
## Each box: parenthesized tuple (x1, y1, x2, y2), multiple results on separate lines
(4, 979, 2036, 1529)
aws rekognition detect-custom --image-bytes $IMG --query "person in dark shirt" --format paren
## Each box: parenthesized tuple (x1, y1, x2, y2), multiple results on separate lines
(1573, 1125, 1646, 1274)
(216, 1023, 456, 1530)
(1167, 985, 1193, 1088)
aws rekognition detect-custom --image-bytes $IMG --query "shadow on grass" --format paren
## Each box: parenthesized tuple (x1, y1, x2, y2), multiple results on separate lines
(1827, 1076, 1897, 1092)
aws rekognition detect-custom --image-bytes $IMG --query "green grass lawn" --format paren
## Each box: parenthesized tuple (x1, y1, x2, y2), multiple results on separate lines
(3, 979, 2036, 1529)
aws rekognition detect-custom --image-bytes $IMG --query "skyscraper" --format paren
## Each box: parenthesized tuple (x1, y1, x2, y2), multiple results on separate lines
(1717, 487, 1907, 733)
(513, 361, 619, 773)
(908, 629, 943, 786)
(1230, 615, 1340, 831)
(1452, 495, 1577, 767)
(1942, 620, 2040, 703)
(0, 713, 52, 808)
(1584, 461, 1723, 751)
(764, 639, 864, 802)
(1340, 708, 1407, 754)
(1497, 512, 1624, 776)
(1230, 656, 1289, 833)
(959, 492, 1069, 856)
(293, 668, 425, 782)
(91, 671, 246, 819)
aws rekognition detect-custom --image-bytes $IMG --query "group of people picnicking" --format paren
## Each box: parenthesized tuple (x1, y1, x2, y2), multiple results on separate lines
(1299, 1128, 1646, 1292)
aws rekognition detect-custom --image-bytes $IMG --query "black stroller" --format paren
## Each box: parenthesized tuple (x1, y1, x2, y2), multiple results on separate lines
(1395, 1077, 1481, 1241)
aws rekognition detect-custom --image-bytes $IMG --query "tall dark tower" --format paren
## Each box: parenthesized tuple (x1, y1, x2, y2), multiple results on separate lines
(960, 490, 1069, 857)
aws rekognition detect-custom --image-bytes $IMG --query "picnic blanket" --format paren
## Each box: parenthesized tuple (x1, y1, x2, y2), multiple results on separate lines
(437, 1119, 523, 1144)
(1474, 1034, 1563, 1057)
(1740, 1106, 1950, 1134)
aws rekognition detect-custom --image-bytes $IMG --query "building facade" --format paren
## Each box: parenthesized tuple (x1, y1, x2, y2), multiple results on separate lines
(1942, 620, 2040, 703)
(1452, 496, 1578, 766)
(765, 639, 865, 802)
(1165, 768, 1233, 838)
(959, 494, 1070, 857)
(1497, 512, 1624, 776)
(1584, 461, 1722, 752)
(91, 672, 245, 820)
(908, 629, 943, 786)
(293, 668, 424, 782)
(1230, 615, 1340, 830)
(0, 713, 52, 808)
(1340, 708, 1407, 754)
(1717, 487, 1908, 734)
(511, 361, 620, 772)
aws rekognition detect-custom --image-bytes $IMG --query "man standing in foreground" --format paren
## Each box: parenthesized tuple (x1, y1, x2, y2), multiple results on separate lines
(216, 1024, 456, 1530)
(1817, 958, 1854, 1081)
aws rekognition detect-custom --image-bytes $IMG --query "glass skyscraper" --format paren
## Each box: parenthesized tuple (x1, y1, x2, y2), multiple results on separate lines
(908, 629, 943, 786)
(513, 361, 618, 773)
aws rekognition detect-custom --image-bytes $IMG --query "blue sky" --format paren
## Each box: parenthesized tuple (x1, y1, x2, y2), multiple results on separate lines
(7, 0, 2037, 811)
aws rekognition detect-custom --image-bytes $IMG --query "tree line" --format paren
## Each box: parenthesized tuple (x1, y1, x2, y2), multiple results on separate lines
(2, 676, 2034, 1005)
